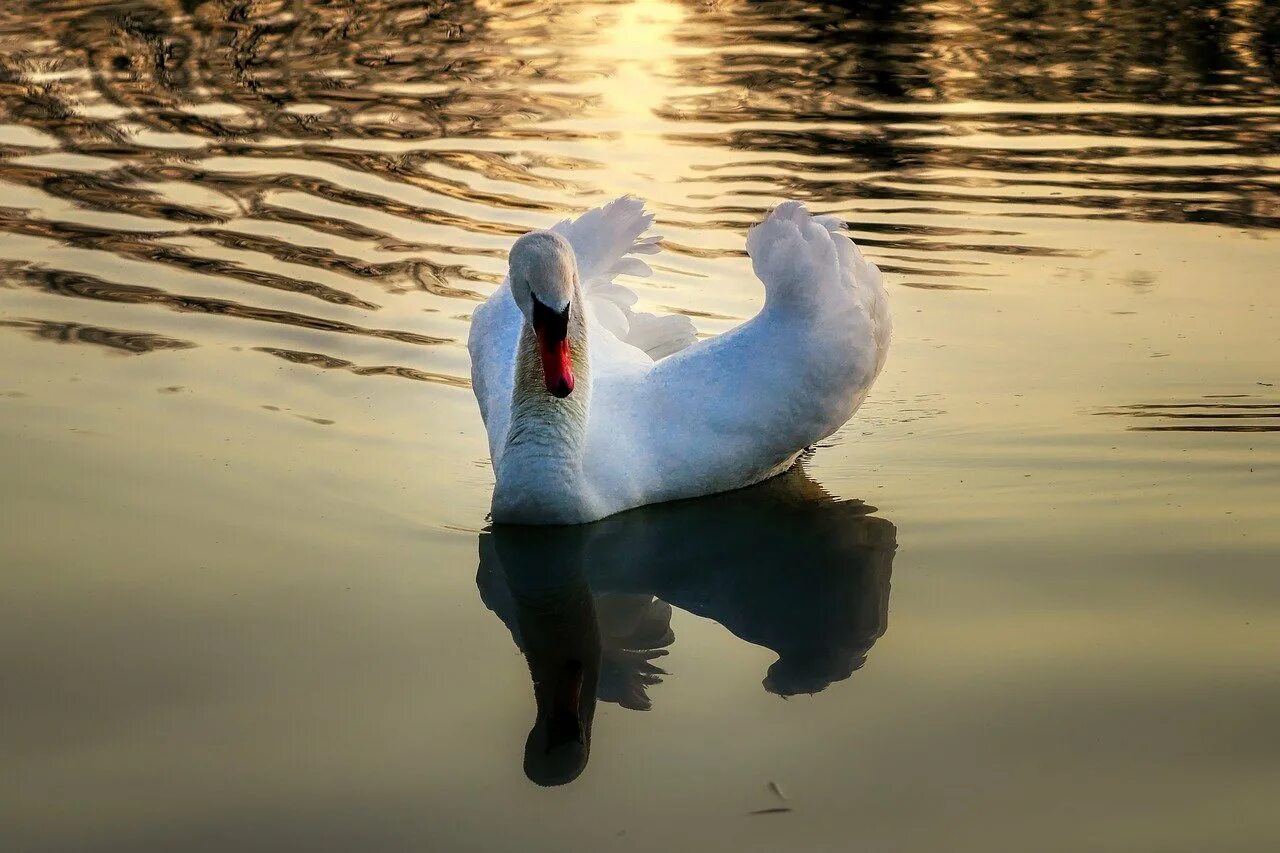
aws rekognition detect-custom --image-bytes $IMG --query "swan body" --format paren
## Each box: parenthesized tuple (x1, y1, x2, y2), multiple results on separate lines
(468, 197, 890, 525)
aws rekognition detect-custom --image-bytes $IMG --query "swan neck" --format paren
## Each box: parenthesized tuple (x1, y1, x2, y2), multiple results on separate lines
(494, 292, 592, 523)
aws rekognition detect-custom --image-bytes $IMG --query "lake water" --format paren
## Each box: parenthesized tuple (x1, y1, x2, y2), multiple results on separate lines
(2, 1, 1278, 850)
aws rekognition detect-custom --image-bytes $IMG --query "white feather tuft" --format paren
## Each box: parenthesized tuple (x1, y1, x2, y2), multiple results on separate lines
(552, 196, 696, 360)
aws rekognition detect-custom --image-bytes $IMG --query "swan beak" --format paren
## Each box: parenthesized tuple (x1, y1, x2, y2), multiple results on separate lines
(533, 299, 574, 398)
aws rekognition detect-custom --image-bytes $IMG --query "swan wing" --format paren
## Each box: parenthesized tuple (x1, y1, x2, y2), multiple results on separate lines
(551, 196, 696, 361)
(592, 202, 890, 508)
(746, 201, 891, 386)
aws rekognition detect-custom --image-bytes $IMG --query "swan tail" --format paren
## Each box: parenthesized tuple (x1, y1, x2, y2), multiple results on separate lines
(747, 201, 891, 371)
(747, 201, 844, 301)
(554, 196, 696, 360)
(814, 211, 891, 365)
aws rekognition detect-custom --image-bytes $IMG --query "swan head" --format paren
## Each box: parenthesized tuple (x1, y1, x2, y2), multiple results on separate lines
(509, 230, 578, 399)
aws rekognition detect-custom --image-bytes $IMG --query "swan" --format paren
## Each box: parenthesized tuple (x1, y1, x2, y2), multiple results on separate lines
(468, 197, 890, 525)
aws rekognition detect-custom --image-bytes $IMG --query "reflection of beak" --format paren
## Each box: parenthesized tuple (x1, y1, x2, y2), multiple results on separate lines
(532, 297, 573, 398)
(547, 658, 585, 747)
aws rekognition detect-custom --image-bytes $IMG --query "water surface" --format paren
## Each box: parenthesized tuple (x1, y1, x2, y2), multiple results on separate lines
(2, 1, 1278, 851)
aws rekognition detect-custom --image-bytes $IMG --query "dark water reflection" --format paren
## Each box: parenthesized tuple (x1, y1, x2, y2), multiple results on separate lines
(479, 466, 895, 785)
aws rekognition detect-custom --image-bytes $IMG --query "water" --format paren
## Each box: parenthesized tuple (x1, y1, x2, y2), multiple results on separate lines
(2, 1, 1278, 850)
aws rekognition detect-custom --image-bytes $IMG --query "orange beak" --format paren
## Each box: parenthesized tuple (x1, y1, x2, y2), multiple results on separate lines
(532, 299, 574, 398)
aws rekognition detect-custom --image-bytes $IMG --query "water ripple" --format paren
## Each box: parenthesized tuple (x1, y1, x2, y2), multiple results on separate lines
(1097, 399, 1280, 433)
(0, 0, 1276, 407)
(9, 266, 446, 347)
(0, 316, 195, 354)
(254, 346, 470, 389)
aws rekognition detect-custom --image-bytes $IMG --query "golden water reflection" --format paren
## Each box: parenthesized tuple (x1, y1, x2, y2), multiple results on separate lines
(1, 0, 1278, 850)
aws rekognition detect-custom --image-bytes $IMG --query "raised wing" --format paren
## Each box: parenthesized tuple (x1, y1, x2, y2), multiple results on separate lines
(552, 196, 696, 361)
(746, 201, 891, 384)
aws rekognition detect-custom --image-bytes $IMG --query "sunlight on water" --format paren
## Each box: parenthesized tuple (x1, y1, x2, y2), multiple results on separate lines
(1, 1, 1278, 850)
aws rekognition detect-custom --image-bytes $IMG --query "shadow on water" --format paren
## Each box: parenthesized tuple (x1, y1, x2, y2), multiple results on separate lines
(477, 464, 896, 786)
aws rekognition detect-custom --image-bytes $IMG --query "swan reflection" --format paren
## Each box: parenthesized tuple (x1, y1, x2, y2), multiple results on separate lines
(477, 464, 897, 786)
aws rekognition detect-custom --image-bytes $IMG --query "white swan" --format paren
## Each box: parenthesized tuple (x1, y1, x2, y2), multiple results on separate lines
(468, 197, 890, 525)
